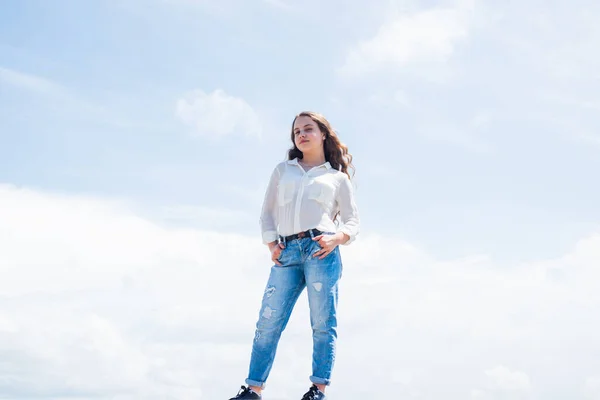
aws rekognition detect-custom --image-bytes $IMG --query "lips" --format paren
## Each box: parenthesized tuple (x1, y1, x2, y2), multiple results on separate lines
(300, 139, 309, 144)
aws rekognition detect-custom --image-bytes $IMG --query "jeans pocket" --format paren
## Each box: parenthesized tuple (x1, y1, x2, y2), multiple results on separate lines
(275, 246, 288, 266)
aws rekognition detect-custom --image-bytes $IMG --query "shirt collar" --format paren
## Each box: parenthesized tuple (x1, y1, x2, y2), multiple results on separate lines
(288, 157, 331, 170)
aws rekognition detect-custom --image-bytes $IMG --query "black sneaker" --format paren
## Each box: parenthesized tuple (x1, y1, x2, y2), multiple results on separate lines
(229, 385, 262, 399)
(301, 385, 326, 400)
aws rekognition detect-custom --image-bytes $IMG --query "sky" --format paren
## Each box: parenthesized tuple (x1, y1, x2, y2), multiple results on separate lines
(0, 0, 599, 399)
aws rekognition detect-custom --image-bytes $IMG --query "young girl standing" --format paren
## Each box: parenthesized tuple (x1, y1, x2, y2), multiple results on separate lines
(229, 111, 360, 400)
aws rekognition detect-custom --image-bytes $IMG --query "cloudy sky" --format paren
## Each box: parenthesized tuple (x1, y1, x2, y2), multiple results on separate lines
(1, 0, 600, 399)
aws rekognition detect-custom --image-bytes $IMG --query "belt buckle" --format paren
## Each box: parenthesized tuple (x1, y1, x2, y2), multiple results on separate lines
(297, 231, 306, 238)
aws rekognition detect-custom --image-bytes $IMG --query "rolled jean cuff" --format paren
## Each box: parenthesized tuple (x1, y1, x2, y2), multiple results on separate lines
(245, 378, 266, 389)
(309, 375, 331, 386)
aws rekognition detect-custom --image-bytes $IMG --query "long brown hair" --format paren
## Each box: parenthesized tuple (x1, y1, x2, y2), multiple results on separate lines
(288, 111, 355, 180)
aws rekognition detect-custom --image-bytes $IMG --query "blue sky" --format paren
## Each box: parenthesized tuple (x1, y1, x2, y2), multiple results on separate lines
(2, 0, 599, 263)
(1, 0, 600, 399)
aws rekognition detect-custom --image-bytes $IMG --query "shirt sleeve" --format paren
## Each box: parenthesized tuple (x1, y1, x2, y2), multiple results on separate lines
(336, 174, 360, 245)
(259, 164, 281, 244)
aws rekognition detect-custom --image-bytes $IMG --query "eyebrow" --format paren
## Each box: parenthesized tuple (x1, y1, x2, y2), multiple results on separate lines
(294, 124, 313, 132)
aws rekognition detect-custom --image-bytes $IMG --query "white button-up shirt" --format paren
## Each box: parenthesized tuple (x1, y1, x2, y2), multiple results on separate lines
(259, 158, 360, 245)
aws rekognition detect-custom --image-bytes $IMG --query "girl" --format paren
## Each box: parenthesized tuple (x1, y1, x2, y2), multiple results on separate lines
(229, 111, 360, 400)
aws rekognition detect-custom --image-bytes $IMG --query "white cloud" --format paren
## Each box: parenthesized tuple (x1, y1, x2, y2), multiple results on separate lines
(486, 365, 531, 391)
(1, 183, 599, 398)
(175, 88, 262, 137)
(585, 376, 600, 400)
(470, 366, 532, 399)
(158, 204, 256, 231)
(338, 1, 474, 77)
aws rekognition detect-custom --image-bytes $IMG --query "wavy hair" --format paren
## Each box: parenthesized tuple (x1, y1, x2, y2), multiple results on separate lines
(287, 111, 355, 180)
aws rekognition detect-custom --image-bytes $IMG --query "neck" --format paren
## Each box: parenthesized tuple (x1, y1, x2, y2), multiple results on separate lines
(300, 151, 326, 166)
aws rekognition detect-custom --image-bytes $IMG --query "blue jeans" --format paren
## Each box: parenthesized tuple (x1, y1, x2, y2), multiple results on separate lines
(246, 232, 343, 388)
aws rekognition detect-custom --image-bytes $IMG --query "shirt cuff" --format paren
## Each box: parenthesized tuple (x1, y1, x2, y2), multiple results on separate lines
(337, 227, 357, 245)
(262, 230, 279, 244)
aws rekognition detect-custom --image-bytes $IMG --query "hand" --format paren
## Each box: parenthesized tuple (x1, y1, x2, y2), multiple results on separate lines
(312, 233, 343, 259)
(269, 241, 285, 266)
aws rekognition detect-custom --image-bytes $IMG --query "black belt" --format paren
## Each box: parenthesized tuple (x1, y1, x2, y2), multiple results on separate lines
(279, 228, 323, 243)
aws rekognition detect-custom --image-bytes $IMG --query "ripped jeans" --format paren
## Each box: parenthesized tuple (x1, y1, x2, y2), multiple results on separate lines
(245, 233, 343, 388)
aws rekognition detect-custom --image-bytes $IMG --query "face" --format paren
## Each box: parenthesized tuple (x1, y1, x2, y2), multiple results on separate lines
(293, 115, 325, 153)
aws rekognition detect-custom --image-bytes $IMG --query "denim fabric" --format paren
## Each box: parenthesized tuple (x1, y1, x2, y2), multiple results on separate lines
(245, 232, 342, 388)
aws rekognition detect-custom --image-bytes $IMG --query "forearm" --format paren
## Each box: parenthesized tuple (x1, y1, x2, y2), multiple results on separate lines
(337, 175, 360, 245)
(334, 231, 350, 245)
(259, 166, 281, 244)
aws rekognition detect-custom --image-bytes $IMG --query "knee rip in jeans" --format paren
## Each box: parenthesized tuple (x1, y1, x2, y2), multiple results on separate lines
(262, 306, 276, 319)
(264, 286, 276, 298)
